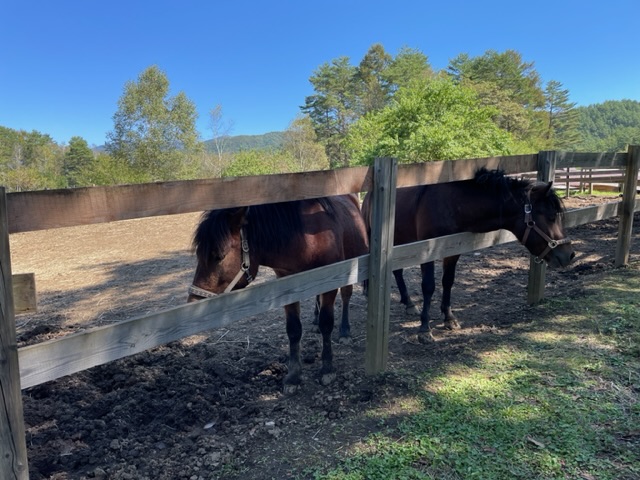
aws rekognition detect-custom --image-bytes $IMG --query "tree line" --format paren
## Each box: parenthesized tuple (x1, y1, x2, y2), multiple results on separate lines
(1, 45, 639, 192)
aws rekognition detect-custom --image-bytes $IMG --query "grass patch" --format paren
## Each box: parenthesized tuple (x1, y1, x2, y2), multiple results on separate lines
(312, 265, 640, 480)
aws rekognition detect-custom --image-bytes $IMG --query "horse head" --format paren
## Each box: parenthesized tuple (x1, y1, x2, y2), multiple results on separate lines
(517, 181, 575, 268)
(187, 206, 256, 302)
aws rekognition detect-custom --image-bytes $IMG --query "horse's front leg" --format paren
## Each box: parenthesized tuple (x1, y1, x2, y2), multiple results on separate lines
(283, 302, 303, 394)
(338, 285, 353, 343)
(419, 262, 436, 343)
(394, 269, 419, 315)
(441, 255, 461, 330)
(317, 290, 338, 385)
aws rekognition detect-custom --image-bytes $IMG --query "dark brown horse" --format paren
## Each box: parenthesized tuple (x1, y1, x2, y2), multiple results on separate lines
(362, 168, 575, 341)
(187, 195, 369, 393)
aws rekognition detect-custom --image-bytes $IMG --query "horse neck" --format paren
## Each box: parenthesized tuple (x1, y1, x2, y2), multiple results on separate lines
(447, 182, 522, 234)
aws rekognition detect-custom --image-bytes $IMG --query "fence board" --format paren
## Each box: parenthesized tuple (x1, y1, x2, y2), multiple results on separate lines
(555, 152, 627, 169)
(19, 255, 368, 389)
(7, 167, 372, 233)
(12, 273, 36, 314)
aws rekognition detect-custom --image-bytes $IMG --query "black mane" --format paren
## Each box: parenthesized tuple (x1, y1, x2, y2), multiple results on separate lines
(193, 198, 335, 265)
(474, 167, 565, 213)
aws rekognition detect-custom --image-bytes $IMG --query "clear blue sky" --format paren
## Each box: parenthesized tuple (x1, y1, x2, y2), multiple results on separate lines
(1, 0, 638, 147)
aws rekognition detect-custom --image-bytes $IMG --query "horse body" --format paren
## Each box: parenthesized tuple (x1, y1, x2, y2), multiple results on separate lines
(188, 195, 368, 393)
(362, 168, 575, 341)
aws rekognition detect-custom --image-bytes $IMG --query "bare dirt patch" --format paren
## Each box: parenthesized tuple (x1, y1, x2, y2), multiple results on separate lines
(10, 193, 636, 479)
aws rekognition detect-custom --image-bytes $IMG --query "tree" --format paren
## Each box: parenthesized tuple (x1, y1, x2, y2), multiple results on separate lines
(448, 50, 545, 109)
(346, 78, 514, 165)
(543, 80, 579, 149)
(575, 100, 640, 151)
(384, 46, 433, 92)
(354, 44, 393, 115)
(302, 57, 359, 168)
(282, 115, 329, 171)
(106, 65, 201, 182)
(206, 104, 234, 176)
(63, 136, 95, 187)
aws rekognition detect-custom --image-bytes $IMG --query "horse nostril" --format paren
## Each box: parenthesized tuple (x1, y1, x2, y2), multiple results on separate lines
(570, 252, 576, 260)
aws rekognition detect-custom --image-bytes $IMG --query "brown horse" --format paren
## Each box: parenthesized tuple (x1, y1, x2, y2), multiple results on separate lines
(187, 195, 368, 393)
(362, 168, 575, 341)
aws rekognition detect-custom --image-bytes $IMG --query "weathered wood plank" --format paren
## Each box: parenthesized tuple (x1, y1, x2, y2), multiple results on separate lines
(365, 158, 397, 375)
(615, 145, 640, 266)
(19, 255, 369, 389)
(0, 187, 29, 479)
(396, 154, 537, 187)
(528, 151, 556, 304)
(12, 273, 36, 314)
(555, 151, 627, 169)
(7, 167, 373, 233)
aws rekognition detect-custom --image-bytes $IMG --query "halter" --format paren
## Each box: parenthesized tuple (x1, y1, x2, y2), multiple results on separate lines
(188, 224, 254, 298)
(521, 201, 571, 264)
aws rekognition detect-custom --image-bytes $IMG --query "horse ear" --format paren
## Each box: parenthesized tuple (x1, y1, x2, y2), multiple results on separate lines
(227, 207, 249, 229)
(544, 181, 554, 195)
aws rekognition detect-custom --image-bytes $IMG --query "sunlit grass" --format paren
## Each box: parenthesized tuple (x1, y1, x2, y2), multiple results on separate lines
(313, 265, 640, 480)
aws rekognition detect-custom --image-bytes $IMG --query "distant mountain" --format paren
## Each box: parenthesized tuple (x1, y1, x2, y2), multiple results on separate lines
(203, 131, 284, 153)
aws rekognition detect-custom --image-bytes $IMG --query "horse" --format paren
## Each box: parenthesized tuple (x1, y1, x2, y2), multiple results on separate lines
(361, 167, 575, 342)
(187, 195, 369, 393)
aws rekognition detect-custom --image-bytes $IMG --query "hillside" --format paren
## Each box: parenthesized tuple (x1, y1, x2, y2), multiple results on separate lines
(203, 131, 284, 153)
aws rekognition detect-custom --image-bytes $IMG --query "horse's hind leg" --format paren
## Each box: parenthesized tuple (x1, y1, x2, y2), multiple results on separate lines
(419, 262, 436, 343)
(283, 302, 303, 394)
(338, 285, 353, 343)
(441, 255, 461, 330)
(317, 290, 338, 385)
(394, 269, 419, 315)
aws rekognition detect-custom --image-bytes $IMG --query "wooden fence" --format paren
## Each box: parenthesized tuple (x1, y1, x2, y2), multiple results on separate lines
(1, 147, 639, 478)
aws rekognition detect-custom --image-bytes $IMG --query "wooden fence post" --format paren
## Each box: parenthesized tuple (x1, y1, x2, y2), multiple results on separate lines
(615, 145, 640, 267)
(527, 151, 557, 304)
(0, 187, 29, 479)
(365, 157, 397, 375)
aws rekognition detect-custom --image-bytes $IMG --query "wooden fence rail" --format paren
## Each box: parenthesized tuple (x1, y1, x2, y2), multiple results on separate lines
(1, 147, 639, 479)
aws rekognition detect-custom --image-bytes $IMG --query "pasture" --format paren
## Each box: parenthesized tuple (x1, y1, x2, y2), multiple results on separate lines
(11, 194, 639, 479)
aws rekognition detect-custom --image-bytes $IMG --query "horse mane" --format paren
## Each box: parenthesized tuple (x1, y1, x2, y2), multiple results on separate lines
(474, 167, 565, 213)
(192, 198, 336, 265)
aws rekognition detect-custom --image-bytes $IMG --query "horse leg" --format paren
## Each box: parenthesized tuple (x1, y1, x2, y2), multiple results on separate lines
(338, 285, 353, 344)
(393, 268, 419, 315)
(441, 255, 461, 330)
(283, 302, 303, 394)
(418, 262, 436, 343)
(317, 290, 338, 386)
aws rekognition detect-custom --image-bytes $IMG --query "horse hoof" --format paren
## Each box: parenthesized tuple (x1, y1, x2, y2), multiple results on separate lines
(418, 331, 435, 344)
(444, 319, 461, 330)
(406, 305, 420, 316)
(283, 383, 301, 395)
(338, 336, 352, 345)
(320, 372, 336, 386)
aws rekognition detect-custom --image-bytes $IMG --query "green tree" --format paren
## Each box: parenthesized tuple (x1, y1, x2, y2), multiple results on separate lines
(384, 46, 433, 92)
(282, 115, 329, 171)
(575, 100, 640, 151)
(63, 136, 95, 187)
(354, 44, 393, 115)
(222, 149, 297, 177)
(106, 65, 202, 182)
(448, 49, 545, 109)
(346, 78, 514, 165)
(302, 57, 359, 168)
(543, 80, 579, 149)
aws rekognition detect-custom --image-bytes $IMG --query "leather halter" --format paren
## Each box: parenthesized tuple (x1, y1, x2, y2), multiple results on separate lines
(521, 201, 571, 264)
(188, 224, 253, 298)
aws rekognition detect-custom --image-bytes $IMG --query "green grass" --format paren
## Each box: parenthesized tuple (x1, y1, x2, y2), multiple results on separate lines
(312, 265, 640, 480)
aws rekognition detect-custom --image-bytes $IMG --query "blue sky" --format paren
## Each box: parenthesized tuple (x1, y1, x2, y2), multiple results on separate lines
(1, 0, 638, 147)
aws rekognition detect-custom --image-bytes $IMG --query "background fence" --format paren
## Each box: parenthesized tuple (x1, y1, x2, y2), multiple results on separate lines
(1, 147, 639, 478)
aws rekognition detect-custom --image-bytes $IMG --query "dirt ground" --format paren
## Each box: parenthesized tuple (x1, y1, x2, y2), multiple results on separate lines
(9, 193, 636, 480)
